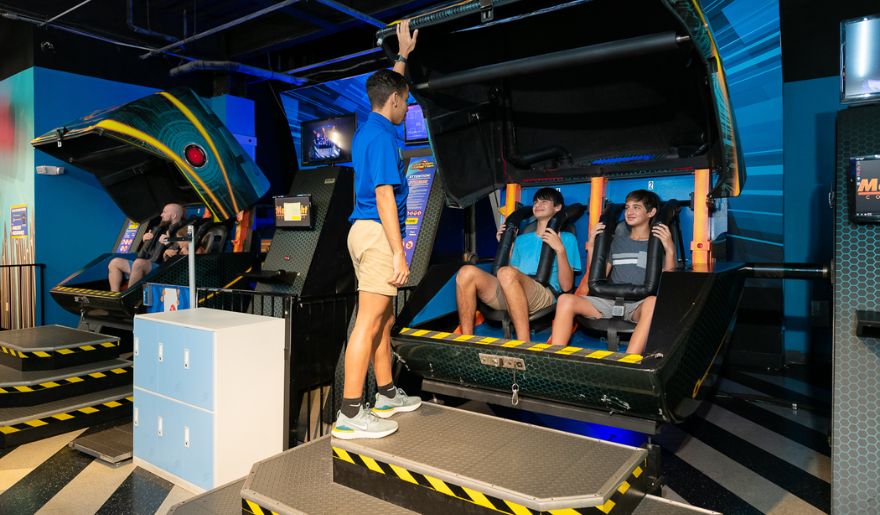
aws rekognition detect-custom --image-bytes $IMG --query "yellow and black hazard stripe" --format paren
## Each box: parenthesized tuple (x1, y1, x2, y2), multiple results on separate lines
(0, 340, 118, 360)
(398, 328, 643, 365)
(53, 286, 122, 298)
(332, 446, 646, 514)
(0, 366, 131, 396)
(0, 395, 134, 447)
(241, 498, 280, 515)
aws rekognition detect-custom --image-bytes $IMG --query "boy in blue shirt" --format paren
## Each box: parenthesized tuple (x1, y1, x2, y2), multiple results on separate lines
(332, 20, 421, 440)
(456, 188, 582, 342)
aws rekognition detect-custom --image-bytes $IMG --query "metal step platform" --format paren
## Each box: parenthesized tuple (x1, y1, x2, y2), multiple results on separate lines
(330, 403, 651, 514)
(241, 436, 416, 515)
(0, 359, 132, 407)
(0, 385, 132, 447)
(632, 495, 720, 515)
(168, 478, 247, 515)
(70, 422, 133, 466)
(0, 325, 120, 371)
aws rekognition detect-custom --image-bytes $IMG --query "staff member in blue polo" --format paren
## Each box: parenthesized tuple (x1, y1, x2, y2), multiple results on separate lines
(332, 20, 422, 440)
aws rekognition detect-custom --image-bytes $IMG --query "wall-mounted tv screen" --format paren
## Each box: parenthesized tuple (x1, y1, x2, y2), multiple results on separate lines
(301, 114, 356, 166)
(841, 14, 880, 105)
(849, 156, 880, 223)
(404, 103, 429, 144)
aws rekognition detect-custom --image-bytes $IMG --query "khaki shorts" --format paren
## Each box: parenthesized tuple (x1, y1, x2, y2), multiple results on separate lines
(484, 275, 556, 314)
(348, 220, 397, 297)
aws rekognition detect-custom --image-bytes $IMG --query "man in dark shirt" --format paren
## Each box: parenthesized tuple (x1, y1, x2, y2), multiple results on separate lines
(108, 203, 184, 292)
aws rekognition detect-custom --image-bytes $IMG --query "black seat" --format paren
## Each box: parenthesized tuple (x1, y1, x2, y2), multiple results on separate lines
(576, 200, 680, 350)
(195, 222, 229, 253)
(479, 202, 585, 339)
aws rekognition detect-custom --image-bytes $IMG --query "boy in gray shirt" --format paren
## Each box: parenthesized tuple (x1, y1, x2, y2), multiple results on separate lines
(549, 190, 676, 354)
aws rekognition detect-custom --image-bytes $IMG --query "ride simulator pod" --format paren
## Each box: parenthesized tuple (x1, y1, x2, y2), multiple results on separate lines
(379, 0, 748, 426)
(31, 89, 270, 321)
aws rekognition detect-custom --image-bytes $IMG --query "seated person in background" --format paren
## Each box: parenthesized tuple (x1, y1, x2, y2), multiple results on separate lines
(108, 203, 185, 292)
(549, 190, 675, 354)
(456, 188, 581, 342)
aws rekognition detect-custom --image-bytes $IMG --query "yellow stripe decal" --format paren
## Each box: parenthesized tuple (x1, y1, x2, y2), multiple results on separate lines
(618, 354, 643, 364)
(160, 91, 240, 213)
(89, 372, 107, 379)
(52, 413, 75, 421)
(461, 486, 496, 510)
(617, 480, 630, 495)
(14, 386, 34, 393)
(501, 340, 525, 348)
(389, 463, 418, 484)
(425, 474, 456, 497)
(586, 350, 614, 360)
(0, 388, 6, 394)
(555, 346, 581, 355)
(0, 426, 20, 434)
(25, 419, 48, 428)
(595, 499, 615, 514)
(244, 500, 264, 515)
(477, 337, 498, 344)
(39, 382, 61, 389)
(527, 343, 551, 351)
(101, 342, 117, 348)
(111, 368, 128, 374)
(80, 345, 96, 351)
(399, 327, 413, 335)
(78, 407, 99, 415)
(431, 332, 451, 339)
(57, 348, 74, 355)
(633, 466, 643, 478)
(104, 401, 122, 408)
(360, 455, 385, 474)
(332, 447, 355, 464)
(66, 376, 84, 383)
(95, 119, 229, 218)
(549, 509, 580, 515)
(33, 351, 51, 358)
(504, 500, 534, 515)
(454, 334, 474, 342)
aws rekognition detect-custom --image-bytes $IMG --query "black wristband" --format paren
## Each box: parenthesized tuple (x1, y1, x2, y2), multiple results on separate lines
(394, 54, 408, 64)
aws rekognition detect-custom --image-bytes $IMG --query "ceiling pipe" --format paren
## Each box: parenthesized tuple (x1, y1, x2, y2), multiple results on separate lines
(127, 0, 178, 43)
(141, 0, 304, 59)
(1, 9, 196, 60)
(312, 0, 384, 28)
(40, 0, 94, 27)
(284, 47, 382, 74)
(169, 60, 307, 86)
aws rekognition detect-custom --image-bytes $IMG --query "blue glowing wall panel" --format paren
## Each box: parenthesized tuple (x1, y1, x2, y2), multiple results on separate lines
(702, 0, 784, 262)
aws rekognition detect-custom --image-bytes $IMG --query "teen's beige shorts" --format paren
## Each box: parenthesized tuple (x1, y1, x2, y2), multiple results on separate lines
(348, 220, 397, 297)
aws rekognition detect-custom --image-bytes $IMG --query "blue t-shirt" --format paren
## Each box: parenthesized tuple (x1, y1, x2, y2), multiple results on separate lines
(510, 231, 582, 293)
(349, 112, 408, 235)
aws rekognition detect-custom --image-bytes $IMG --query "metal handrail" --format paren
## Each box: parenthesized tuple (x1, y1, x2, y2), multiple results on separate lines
(0, 263, 46, 330)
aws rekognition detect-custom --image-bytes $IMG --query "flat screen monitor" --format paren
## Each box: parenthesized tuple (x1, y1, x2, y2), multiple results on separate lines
(841, 14, 880, 104)
(300, 114, 356, 166)
(849, 156, 880, 223)
(404, 103, 429, 144)
(275, 195, 314, 229)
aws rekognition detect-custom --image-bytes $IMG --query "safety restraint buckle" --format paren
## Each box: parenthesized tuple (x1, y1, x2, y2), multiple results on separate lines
(612, 299, 626, 318)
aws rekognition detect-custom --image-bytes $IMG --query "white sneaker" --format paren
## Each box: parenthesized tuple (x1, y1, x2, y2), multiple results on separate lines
(332, 405, 398, 439)
(371, 387, 423, 419)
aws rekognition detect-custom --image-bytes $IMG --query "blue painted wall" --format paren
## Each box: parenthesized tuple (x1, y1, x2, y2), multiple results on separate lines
(782, 76, 840, 357)
(33, 68, 156, 326)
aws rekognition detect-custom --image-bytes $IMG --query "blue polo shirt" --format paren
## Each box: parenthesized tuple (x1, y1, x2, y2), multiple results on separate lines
(349, 112, 408, 235)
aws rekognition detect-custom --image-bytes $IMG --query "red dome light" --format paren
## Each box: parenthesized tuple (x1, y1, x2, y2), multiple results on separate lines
(184, 144, 207, 168)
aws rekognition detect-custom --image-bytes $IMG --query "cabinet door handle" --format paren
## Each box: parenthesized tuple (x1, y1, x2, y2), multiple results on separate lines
(133, 337, 139, 357)
(157, 416, 163, 437)
(184, 348, 190, 369)
(158, 342, 164, 363)
(184, 426, 190, 448)
(133, 407, 138, 427)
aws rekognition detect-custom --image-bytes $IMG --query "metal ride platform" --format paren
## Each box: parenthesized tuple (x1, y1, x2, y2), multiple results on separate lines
(0, 325, 120, 370)
(70, 422, 133, 466)
(0, 385, 133, 447)
(172, 403, 718, 515)
(0, 358, 132, 407)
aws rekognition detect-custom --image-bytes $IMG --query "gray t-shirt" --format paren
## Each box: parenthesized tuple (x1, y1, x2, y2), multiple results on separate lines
(609, 235, 648, 285)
